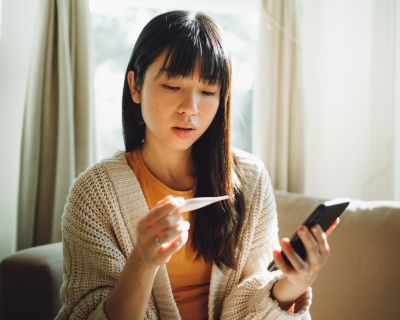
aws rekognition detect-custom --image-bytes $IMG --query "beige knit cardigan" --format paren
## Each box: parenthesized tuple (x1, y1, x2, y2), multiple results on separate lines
(55, 149, 311, 319)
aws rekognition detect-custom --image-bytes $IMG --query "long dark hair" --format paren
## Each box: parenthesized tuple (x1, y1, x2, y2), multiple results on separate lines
(122, 11, 245, 270)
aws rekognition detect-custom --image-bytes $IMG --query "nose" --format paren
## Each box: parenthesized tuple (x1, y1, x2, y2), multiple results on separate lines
(178, 91, 199, 116)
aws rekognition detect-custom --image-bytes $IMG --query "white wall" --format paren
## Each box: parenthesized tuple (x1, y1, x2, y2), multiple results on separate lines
(395, 0, 400, 201)
(301, 0, 397, 201)
(0, 0, 40, 261)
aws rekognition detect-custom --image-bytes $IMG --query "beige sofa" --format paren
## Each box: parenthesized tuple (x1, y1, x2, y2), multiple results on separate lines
(1, 191, 399, 319)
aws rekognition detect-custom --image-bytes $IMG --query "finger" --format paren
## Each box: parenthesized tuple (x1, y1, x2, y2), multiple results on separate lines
(138, 211, 183, 246)
(144, 228, 189, 266)
(152, 196, 171, 210)
(280, 238, 308, 272)
(140, 197, 189, 250)
(136, 197, 183, 248)
(296, 226, 321, 266)
(148, 196, 183, 225)
(272, 249, 295, 275)
(154, 220, 190, 249)
(157, 229, 189, 262)
(139, 196, 184, 228)
(326, 218, 340, 236)
(151, 210, 185, 236)
(310, 224, 330, 259)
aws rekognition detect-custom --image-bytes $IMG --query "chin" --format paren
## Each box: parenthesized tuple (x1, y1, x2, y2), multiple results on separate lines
(169, 140, 196, 152)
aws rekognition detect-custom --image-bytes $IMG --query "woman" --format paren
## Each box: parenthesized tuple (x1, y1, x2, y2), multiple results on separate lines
(56, 11, 336, 320)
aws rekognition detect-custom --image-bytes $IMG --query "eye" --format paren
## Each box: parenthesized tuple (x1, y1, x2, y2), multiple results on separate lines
(202, 91, 217, 97)
(162, 84, 180, 91)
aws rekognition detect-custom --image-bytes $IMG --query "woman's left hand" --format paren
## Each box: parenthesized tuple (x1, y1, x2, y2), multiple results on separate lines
(271, 218, 339, 310)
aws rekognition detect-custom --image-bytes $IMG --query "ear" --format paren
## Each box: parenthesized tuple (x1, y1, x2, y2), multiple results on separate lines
(127, 71, 141, 104)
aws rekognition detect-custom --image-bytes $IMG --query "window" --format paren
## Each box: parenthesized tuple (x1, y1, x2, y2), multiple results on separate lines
(90, 1, 258, 160)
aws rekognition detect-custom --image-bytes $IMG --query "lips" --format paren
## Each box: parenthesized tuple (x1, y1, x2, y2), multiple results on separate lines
(174, 122, 196, 130)
(174, 127, 192, 129)
(172, 123, 196, 139)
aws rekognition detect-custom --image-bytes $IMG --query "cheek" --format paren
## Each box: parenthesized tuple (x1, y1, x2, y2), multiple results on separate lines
(140, 87, 164, 124)
(141, 100, 161, 126)
(203, 100, 220, 122)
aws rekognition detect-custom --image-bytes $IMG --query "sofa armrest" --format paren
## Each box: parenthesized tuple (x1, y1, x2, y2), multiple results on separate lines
(0, 242, 63, 320)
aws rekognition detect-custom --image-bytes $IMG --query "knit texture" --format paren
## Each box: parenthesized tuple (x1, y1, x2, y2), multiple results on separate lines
(55, 149, 311, 319)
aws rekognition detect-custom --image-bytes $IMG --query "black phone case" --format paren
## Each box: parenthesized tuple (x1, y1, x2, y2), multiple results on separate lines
(268, 198, 350, 272)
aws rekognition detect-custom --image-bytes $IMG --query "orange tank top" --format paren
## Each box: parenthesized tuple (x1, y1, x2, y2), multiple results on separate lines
(127, 149, 211, 320)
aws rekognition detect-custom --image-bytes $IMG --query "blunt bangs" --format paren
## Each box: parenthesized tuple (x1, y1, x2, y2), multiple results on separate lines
(157, 13, 229, 87)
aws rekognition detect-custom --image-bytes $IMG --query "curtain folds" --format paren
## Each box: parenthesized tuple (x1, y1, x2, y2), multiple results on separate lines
(17, 0, 95, 250)
(252, 0, 304, 193)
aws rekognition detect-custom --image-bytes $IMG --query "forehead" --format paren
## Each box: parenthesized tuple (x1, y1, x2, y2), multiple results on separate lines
(145, 52, 216, 84)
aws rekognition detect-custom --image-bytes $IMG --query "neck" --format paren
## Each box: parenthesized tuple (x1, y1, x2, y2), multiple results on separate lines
(140, 142, 196, 191)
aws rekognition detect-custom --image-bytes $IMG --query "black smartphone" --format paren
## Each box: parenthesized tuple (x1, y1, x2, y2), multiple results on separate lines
(268, 198, 350, 272)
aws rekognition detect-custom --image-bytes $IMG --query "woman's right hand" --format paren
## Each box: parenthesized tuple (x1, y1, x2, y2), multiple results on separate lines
(133, 195, 190, 267)
(105, 195, 189, 319)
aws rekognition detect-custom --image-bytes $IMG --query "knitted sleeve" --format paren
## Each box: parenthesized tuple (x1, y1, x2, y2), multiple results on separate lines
(219, 161, 312, 320)
(55, 163, 156, 320)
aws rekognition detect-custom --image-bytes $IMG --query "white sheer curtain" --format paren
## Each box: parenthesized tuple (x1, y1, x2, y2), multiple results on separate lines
(17, 0, 96, 250)
(252, 0, 304, 193)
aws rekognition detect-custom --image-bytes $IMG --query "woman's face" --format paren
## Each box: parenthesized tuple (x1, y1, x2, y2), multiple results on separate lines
(129, 53, 221, 153)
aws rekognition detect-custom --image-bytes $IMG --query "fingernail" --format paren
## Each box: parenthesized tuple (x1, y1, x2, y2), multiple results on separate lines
(311, 225, 319, 233)
(281, 239, 290, 247)
(299, 226, 307, 235)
